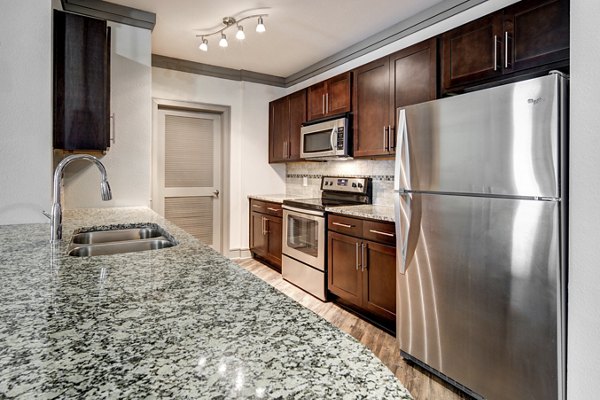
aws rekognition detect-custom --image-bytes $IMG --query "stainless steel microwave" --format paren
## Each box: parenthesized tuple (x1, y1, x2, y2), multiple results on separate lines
(300, 116, 351, 160)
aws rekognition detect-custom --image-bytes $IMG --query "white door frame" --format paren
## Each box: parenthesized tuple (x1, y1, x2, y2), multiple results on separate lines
(152, 98, 231, 256)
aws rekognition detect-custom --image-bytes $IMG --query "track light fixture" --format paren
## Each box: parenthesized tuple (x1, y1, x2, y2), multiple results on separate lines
(195, 13, 268, 52)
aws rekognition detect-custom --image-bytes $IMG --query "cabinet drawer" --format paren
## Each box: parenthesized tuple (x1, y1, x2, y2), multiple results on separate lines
(328, 214, 363, 237)
(363, 220, 396, 246)
(250, 199, 282, 217)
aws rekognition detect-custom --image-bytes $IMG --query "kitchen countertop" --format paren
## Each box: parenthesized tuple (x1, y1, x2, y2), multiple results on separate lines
(0, 207, 411, 399)
(247, 194, 298, 204)
(326, 204, 396, 222)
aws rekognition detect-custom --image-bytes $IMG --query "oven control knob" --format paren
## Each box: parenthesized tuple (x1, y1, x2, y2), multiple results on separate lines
(352, 183, 357, 188)
(357, 183, 363, 189)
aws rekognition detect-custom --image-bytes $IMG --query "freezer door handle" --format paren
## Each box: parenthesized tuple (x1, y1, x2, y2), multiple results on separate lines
(395, 193, 412, 274)
(394, 109, 410, 191)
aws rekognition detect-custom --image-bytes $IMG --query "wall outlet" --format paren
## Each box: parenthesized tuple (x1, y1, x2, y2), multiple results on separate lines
(302, 176, 308, 187)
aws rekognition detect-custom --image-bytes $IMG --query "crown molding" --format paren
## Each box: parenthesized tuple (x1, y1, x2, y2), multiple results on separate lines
(60, 0, 156, 30)
(151, 55, 286, 87)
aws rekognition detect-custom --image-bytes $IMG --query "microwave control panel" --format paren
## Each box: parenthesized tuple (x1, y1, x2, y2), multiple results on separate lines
(336, 127, 345, 150)
(321, 176, 370, 194)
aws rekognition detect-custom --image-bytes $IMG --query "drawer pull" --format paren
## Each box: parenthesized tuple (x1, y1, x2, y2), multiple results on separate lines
(252, 204, 262, 208)
(332, 222, 354, 228)
(267, 207, 280, 212)
(369, 229, 395, 237)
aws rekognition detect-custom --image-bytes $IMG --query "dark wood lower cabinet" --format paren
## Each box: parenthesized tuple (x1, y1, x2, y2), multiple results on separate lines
(328, 214, 396, 332)
(249, 199, 282, 271)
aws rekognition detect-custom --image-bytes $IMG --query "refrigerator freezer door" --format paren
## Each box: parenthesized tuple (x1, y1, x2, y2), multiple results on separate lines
(395, 193, 562, 400)
(395, 74, 564, 198)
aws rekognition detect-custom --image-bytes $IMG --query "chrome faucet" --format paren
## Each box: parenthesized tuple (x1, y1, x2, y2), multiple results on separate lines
(50, 154, 112, 243)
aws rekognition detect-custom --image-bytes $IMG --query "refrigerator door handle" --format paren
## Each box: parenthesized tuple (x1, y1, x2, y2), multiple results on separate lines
(394, 109, 410, 192)
(394, 193, 412, 274)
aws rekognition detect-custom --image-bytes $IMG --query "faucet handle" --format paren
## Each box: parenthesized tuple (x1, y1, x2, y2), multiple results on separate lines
(42, 210, 51, 220)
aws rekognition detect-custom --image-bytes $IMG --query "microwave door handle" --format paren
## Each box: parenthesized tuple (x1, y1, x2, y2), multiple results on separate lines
(330, 126, 337, 152)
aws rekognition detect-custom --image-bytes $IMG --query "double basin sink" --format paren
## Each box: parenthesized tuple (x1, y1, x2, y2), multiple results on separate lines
(67, 224, 177, 257)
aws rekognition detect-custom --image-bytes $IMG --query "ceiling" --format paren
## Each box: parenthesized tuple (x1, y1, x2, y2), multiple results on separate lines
(108, 0, 446, 77)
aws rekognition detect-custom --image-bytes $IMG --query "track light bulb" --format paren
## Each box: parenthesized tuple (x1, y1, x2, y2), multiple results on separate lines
(236, 25, 245, 40)
(219, 33, 228, 47)
(199, 38, 208, 52)
(256, 16, 265, 33)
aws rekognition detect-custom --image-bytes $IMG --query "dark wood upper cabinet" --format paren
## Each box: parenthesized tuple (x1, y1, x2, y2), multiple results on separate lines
(268, 89, 306, 163)
(442, 0, 569, 93)
(53, 10, 111, 151)
(354, 38, 437, 158)
(503, 0, 570, 73)
(353, 58, 391, 157)
(307, 72, 351, 121)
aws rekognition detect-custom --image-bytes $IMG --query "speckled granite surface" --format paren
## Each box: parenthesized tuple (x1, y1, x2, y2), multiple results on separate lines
(0, 207, 411, 399)
(326, 204, 396, 222)
(247, 194, 298, 204)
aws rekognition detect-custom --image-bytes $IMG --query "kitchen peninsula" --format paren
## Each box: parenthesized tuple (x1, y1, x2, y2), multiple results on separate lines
(0, 208, 411, 399)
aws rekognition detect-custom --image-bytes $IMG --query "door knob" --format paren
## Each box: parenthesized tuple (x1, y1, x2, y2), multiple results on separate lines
(213, 190, 220, 198)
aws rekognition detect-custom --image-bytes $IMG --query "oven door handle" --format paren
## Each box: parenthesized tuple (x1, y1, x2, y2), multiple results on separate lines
(282, 205, 325, 217)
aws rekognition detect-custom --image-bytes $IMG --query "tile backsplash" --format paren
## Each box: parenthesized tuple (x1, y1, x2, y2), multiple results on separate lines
(285, 160, 395, 205)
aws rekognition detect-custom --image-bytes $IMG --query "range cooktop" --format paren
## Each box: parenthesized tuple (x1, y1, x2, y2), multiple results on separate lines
(282, 176, 372, 212)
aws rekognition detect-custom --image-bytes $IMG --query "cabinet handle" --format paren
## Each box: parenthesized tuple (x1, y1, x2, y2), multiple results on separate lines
(252, 204, 262, 208)
(265, 218, 269, 234)
(322, 94, 326, 115)
(332, 222, 353, 228)
(388, 125, 395, 151)
(383, 126, 388, 151)
(325, 93, 329, 114)
(369, 229, 395, 237)
(355, 242, 360, 271)
(267, 207, 280, 212)
(504, 31, 512, 69)
(493, 34, 499, 71)
(287, 140, 291, 158)
(109, 113, 116, 144)
(361, 243, 367, 272)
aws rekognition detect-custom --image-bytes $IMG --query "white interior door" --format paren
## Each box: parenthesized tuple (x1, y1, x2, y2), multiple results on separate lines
(154, 109, 222, 250)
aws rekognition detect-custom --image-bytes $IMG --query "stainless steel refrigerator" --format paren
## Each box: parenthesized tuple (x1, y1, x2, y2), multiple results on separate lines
(393, 72, 567, 400)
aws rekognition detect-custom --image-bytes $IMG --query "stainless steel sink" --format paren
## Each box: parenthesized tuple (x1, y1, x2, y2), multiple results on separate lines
(71, 228, 163, 244)
(67, 224, 177, 257)
(68, 238, 175, 257)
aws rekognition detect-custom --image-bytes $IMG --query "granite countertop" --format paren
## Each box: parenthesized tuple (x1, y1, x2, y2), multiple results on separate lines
(326, 204, 396, 222)
(0, 207, 411, 399)
(247, 194, 298, 204)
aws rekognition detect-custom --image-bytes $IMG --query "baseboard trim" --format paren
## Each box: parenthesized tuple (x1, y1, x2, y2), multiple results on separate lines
(228, 248, 252, 259)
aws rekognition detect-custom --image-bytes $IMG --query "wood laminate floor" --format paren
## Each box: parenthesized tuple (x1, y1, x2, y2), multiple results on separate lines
(234, 258, 470, 400)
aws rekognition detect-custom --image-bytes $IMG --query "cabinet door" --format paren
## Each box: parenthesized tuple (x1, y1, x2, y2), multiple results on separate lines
(328, 231, 362, 306)
(250, 212, 267, 258)
(353, 58, 391, 157)
(53, 10, 110, 151)
(390, 38, 438, 111)
(326, 72, 352, 116)
(503, 0, 569, 73)
(441, 13, 504, 93)
(307, 81, 328, 121)
(287, 90, 306, 161)
(362, 241, 396, 321)
(268, 97, 289, 163)
(265, 215, 282, 269)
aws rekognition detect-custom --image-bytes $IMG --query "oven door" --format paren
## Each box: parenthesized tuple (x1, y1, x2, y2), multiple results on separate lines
(282, 206, 325, 270)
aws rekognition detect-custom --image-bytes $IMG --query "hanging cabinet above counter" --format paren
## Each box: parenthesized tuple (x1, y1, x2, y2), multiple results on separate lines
(53, 10, 111, 152)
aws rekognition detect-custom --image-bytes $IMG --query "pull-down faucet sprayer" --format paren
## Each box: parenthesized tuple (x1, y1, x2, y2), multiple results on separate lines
(50, 154, 112, 243)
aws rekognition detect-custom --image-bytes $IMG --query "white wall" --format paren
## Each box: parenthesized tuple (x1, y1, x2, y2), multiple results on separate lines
(0, 1, 52, 224)
(568, 1, 600, 398)
(63, 22, 152, 209)
(152, 68, 286, 254)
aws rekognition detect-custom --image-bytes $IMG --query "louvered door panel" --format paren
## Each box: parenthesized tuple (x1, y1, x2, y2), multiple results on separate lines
(165, 196, 213, 244)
